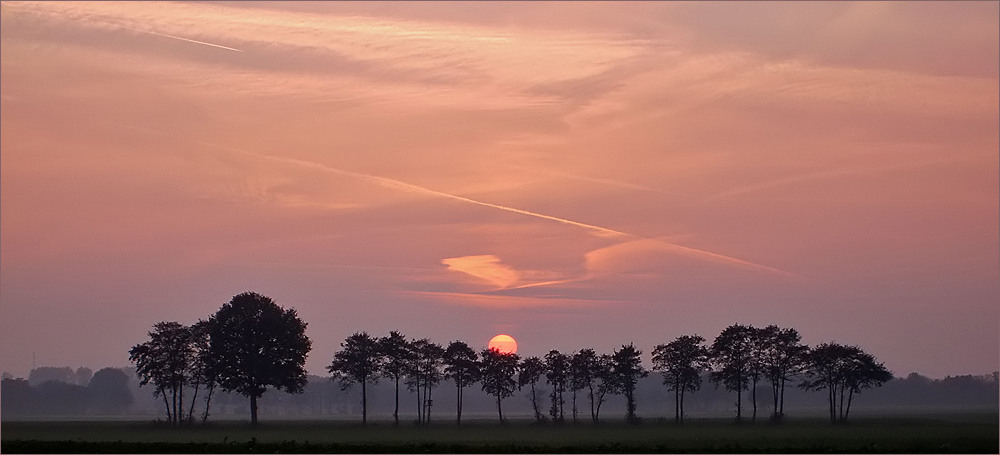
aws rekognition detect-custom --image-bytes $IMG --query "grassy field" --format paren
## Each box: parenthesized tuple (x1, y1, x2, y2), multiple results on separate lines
(3, 411, 997, 453)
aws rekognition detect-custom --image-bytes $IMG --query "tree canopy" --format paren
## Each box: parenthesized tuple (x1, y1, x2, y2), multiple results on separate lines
(208, 292, 311, 425)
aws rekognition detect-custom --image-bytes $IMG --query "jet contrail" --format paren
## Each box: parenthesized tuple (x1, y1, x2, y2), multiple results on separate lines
(198, 141, 802, 278)
(121, 25, 242, 52)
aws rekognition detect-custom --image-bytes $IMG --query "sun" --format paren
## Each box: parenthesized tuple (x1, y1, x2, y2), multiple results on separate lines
(488, 334, 517, 354)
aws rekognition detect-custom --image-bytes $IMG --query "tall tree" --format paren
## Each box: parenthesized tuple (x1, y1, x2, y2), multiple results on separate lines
(129, 321, 194, 425)
(480, 348, 519, 423)
(570, 348, 600, 423)
(328, 332, 382, 426)
(747, 326, 767, 422)
(611, 343, 648, 424)
(710, 324, 755, 422)
(518, 356, 546, 422)
(443, 340, 479, 425)
(593, 353, 616, 422)
(208, 292, 311, 425)
(544, 350, 570, 422)
(759, 325, 807, 419)
(186, 319, 217, 425)
(406, 339, 444, 425)
(652, 335, 709, 424)
(378, 331, 412, 426)
(800, 343, 892, 423)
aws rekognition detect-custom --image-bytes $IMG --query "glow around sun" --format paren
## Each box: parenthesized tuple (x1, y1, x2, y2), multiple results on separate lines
(488, 334, 517, 354)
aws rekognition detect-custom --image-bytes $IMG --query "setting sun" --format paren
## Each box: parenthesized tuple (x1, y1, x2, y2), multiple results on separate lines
(488, 334, 517, 354)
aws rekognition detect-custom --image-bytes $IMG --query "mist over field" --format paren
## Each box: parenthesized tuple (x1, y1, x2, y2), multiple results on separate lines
(4, 365, 997, 422)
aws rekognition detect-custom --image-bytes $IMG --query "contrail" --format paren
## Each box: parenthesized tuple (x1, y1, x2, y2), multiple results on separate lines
(121, 25, 242, 52)
(198, 141, 802, 278)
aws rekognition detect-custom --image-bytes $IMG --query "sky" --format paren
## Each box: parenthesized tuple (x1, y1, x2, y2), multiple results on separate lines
(1, 1, 997, 381)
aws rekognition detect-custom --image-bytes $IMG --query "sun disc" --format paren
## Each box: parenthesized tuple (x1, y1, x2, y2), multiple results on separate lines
(488, 334, 517, 354)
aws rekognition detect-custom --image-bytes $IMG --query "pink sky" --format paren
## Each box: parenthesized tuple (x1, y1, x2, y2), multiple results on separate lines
(2, 1, 997, 380)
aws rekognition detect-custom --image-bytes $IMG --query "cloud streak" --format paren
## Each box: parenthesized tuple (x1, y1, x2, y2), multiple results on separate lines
(197, 141, 803, 279)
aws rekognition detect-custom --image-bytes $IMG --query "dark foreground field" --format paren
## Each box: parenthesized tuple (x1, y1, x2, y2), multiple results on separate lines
(3, 412, 997, 453)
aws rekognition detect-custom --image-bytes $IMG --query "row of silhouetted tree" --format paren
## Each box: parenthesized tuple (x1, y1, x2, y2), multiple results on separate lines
(126, 292, 893, 426)
(326, 324, 892, 426)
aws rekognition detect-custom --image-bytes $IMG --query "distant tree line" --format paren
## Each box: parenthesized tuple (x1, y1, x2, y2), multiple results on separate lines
(1, 368, 133, 415)
(5, 291, 978, 425)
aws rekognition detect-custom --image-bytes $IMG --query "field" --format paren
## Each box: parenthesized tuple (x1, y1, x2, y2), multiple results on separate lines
(2, 411, 997, 453)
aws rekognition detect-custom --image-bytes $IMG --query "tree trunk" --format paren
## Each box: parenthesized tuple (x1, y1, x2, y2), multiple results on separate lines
(838, 383, 845, 423)
(626, 387, 636, 424)
(393, 375, 400, 426)
(595, 389, 606, 422)
(362, 379, 367, 426)
(828, 385, 836, 423)
(751, 377, 758, 422)
(779, 375, 786, 416)
(425, 383, 433, 424)
(589, 385, 596, 423)
(188, 382, 201, 425)
(530, 381, 541, 422)
(559, 386, 565, 422)
(177, 383, 184, 425)
(496, 395, 504, 423)
(771, 380, 779, 418)
(455, 378, 462, 425)
(680, 389, 686, 425)
(415, 377, 423, 425)
(250, 394, 258, 426)
(572, 388, 578, 423)
(160, 390, 172, 424)
(675, 386, 681, 424)
(845, 388, 855, 422)
(736, 386, 742, 422)
(201, 384, 215, 424)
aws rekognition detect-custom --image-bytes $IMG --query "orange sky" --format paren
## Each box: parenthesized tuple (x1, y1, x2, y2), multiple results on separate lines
(1, 1, 997, 380)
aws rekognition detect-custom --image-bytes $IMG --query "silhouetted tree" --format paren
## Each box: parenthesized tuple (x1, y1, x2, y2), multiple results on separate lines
(593, 353, 616, 422)
(379, 331, 412, 425)
(569, 348, 600, 423)
(800, 343, 892, 423)
(208, 292, 311, 425)
(652, 335, 709, 424)
(759, 325, 807, 419)
(710, 324, 755, 422)
(407, 338, 444, 424)
(86, 368, 133, 414)
(518, 356, 546, 422)
(480, 348, 519, 422)
(544, 350, 570, 422)
(188, 319, 218, 424)
(611, 343, 648, 424)
(129, 321, 194, 425)
(1, 377, 34, 415)
(746, 326, 768, 422)
(443, 340, 479, 425)
(328, 332, 382, 426)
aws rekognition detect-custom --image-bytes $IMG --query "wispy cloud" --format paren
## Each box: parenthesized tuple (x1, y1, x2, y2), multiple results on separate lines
(404, 290, 627, 309)
(442, 255, 521, 289)
(702, 153, 997, 203)
(198, 141, 803, 279)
